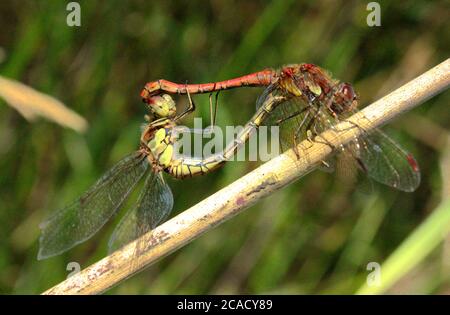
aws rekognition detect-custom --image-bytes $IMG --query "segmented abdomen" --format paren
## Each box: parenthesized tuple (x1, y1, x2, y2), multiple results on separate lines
(147, 126, 225, 179)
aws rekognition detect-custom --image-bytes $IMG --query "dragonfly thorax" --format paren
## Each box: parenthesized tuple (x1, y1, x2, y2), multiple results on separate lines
(280, 64, 359, 116)
(146, 124, 177, 171)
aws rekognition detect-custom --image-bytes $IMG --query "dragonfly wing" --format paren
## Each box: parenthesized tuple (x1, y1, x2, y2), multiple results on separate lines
(38, 152, 148, 260)
(257, 86, 335, 152)
(347, 129, 421, 192)
(275, 99, 309, 152)
(257, 92, 310, 152)
(108, 171, 174, 253)
(258, 84, 420, 192)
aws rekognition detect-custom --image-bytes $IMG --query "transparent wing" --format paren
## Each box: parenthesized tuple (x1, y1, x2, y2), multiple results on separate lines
(108, 171, 174, 253)
(171, 125, 216, 135)
(257, 86, 303, 151)
(287, 100, 420, 192)
(38, 152, 148, 260)
(257, 86, 420, 192)
(314, 103, 420, 192)
(257, 90, 330, 152)
(346, 129, 420, 192)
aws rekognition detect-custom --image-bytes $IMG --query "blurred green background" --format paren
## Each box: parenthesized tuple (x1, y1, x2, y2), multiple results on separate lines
(0, 1, 449, 294)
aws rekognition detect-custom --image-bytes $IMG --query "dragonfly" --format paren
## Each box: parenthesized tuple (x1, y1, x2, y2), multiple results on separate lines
(38, 91, 253, 260)
(141, 63, 421, 192)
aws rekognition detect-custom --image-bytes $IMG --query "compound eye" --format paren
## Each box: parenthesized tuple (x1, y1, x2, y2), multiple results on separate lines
(147, 94, 176, 118)
(147, 95, 165, 109)
(341, 83, 356, 101)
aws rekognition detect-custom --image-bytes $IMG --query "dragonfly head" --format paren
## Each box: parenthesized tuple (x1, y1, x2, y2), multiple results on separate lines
(147, 94, 177, 118)
(330, 83, 358, 114)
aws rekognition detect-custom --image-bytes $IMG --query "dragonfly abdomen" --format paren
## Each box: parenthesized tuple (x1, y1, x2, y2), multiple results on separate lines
(146, 124, 224, 179)
(147, 90, 286, 180)
(166, 155, 224, 179)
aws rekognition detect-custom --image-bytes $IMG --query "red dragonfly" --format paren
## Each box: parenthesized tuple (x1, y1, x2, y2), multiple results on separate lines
(141, 63, 420, 192)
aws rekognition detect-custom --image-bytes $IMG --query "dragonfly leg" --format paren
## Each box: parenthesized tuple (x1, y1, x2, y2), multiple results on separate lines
(140, 118, 172, 145)
(174, 86, 196, 122)
(292, 104, 329, 158)
(308, 112, 337, 151)
(275, 107, 309, 126)
(203, 91, 220, 136)
(314, 134, 336, 150)
(209, 93, 214, 128)
(291, 111, 312, 158)
(209, 90, 220, 128)
(339, 118, 368, 133)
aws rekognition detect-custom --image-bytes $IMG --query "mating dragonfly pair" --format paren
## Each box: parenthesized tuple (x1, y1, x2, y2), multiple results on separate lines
(38, 63, 420, 260)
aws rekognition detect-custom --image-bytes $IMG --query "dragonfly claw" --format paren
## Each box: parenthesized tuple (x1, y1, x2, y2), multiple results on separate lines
(141, 81, 163, 102)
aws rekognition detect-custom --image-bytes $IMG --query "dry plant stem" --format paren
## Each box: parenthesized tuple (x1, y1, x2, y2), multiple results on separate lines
(0, 76, 88, 133)
(43, 59, 450, 295)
